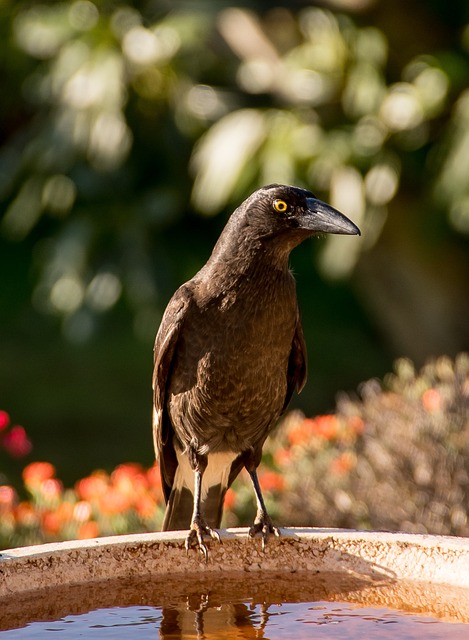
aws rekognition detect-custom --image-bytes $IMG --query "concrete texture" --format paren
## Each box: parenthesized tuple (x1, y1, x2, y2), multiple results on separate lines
(2, 527, 469, 600)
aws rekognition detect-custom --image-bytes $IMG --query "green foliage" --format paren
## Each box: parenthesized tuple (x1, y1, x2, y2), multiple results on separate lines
(1, 1, 468, 342)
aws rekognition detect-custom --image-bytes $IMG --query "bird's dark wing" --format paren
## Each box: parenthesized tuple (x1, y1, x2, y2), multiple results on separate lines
(283, 308, 307, 412)
(152, 284, 193, 501)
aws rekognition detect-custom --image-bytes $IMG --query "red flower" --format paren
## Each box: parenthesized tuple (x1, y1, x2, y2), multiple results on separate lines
(0, 411, 10, 431)
(2, 425, 32, 458)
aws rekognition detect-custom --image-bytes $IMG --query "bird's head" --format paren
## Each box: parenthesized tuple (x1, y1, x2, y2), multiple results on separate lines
(241, 184, 360, 243)
(208, 184, 360, 271)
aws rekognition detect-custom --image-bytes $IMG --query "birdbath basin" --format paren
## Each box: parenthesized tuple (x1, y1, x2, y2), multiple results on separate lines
(1, 528, 469, 638)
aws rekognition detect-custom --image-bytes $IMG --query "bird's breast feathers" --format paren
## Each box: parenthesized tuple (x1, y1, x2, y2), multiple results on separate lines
(166, 296, 296, 452)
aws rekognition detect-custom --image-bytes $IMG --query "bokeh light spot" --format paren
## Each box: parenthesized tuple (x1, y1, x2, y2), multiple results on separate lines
(42, 175, 77, 216)
(50, 275, 85, 313)
(86, 272, 122, 311)
(68, 1, 99, 31)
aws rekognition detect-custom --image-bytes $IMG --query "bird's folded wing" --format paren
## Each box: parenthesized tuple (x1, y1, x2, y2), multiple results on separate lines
(283, 308, 307, 412)
(152, 284, 193, 497)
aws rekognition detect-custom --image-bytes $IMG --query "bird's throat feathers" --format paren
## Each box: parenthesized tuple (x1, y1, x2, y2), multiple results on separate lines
(198, 246, 296, 307)
(204, 215, 294, 286)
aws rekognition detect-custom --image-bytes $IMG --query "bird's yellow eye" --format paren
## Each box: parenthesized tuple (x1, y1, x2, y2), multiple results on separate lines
(273, 199, 288, 213)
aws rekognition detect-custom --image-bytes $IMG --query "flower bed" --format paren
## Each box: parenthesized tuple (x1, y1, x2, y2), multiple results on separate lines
(1, 354, 468, 549)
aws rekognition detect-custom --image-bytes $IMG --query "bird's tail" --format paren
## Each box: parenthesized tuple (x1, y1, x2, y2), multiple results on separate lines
(162, 482, 226, 531)
(161, 451, 238, 531)
(162, 482, 196, 531)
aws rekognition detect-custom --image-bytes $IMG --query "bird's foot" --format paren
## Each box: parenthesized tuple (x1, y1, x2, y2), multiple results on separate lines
(185, 518, 221, 562)
(249, 514, 280, 552)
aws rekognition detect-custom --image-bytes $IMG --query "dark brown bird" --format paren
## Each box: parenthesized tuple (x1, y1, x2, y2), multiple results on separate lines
(152, 184, 360, 558)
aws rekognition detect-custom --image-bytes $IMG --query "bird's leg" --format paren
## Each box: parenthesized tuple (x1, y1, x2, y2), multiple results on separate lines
(185, 453, 221, 561)
(248, 468, 280, 551)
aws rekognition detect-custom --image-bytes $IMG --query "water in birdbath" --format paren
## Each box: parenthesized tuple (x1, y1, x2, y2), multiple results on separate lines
(1, 571, 468, 639)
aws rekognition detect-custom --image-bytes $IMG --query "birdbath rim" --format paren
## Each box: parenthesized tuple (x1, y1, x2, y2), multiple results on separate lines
(2, 527, 469, 598)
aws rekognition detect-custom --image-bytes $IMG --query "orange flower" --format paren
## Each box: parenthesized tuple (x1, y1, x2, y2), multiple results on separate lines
(287, 418, 316, 446)
(223, 488, 236, 510)
(75, 471, 109, 501)
(422, 388, 443, 413)
(41, 510, 62, 536)
(98, 487, 132, 515)
(259, 471, 285, 492)
(77, 521, 100, 539)
(112, 463, 148, 496)
(56, 501, 74, 521)
(330, 451, 355, 476)
(23, 462, 56, 488)
(347, 415, 365, 435)
(287, 426, 303, 446)
(314, 415, 339, 440)
(112, 462, 145, 479)
(135, 494, 157, 519)
(146, 464, 162, 490)
(15, 501, 39, 527)
(287, 415, 339, 445)
(273, 447, 292, 467)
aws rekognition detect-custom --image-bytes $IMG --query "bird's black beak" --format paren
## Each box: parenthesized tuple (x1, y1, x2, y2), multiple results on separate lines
(304, 197, 361, 236)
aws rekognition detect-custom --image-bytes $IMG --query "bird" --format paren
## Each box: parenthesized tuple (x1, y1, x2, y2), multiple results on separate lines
(152, 184, 360, 558)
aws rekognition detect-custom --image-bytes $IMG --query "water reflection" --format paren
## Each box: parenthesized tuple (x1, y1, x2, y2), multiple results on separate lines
(155, 598, 469, 640)
(2, 597, 468, 639)
(159, 594, 276, 639)
(2, 571, 469, 638)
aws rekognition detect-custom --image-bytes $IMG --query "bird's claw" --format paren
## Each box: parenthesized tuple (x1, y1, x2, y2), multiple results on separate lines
(185, 519, 221, 561)
(249, 516, 280, 551)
